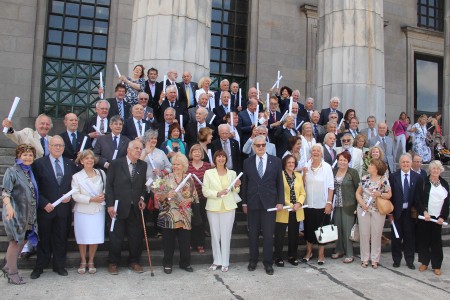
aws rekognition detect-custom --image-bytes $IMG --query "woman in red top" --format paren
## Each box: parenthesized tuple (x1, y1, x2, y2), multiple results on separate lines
(392, 112, 408, 157)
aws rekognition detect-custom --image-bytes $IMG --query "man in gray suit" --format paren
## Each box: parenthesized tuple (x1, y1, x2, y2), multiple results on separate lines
(187, 93, 215, 124)
(93, 115, 130, 170)
(360, 115, 378, 147)
(370, 122, 395, 172)
(242, 135, 284, 275)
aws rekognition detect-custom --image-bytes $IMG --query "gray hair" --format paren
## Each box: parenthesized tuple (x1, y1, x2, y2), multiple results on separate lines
(220, 79, 230, 85)
(218, 123, 231, 132)
(256, 125, 268, 133)
(367, 115, 376, 122)
(428, 160, 444, 173)
(143, 129, 158, 144)
(166, 84, 177, 93)
(324, 132, 336, 142)
(109, 115, 123, 125)
(311, 143, 324, 157)
(35, 113, 53, 129)
(164, 107, 176, 114)
(221, 91, 230, 99)
(328, 111, 338, 118)
(253, 135, 266, 144)
(96, 99, 110, 109)
(197, 107, 208, 116)
(399, 153, 412, 162)
(311, 111, 320, 118)
(138, 92, 149, 99)
(128, 139, 143, 150)
(305, 97, 314, 103)
(330, 96, 340, 104)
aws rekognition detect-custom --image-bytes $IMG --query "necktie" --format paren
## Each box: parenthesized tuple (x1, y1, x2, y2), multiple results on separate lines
(40, 137, 47, 156)
(272, 112, 276, 122)
(403, 174, 409, 207)
(314, 124, 319, 139)
(186, 85, 191, 107)
(370, 128, 374, 139)
(137, 120, 142, 136)
(130, 162, 136, 180)
(170, 102, 174, 108)
(258, 157, 264, 178)
(113, 135, 118, 150)
(55, 158, 63, 185)
(71, 132, 77, 151)
(198, 123, 204, 132)
(330, 148, 334, 160)
(382, 137, 387, 153)
(117, 101, 123, 117)
(100, 119, 105, 133)
(249, 112, 254, 124)
(223, 140, 232, 169)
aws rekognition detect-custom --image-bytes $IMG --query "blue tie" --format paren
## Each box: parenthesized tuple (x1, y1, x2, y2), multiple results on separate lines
(403, 174, 409, 207)
(258, 157, 263, 178)
(71, 132, 77, 151)
(113, 136, 118, 150)
(40, 137, 47, 156)
(55, 159, 63, 185)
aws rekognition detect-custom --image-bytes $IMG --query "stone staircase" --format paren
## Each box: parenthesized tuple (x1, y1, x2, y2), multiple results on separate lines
(0, 147, 449, 269)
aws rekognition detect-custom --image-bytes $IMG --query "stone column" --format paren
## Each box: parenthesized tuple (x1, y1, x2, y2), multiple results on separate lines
(316, 0, 385, 124)
(301, 4, 318, 100)
(128, 0, 211, 79)
(444, 0, 450, 141)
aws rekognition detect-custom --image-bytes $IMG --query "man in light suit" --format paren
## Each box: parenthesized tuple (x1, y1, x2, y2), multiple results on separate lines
(107, 83, 131, 120)
(389, 153, 424, 270)
(60, 113, 91, 161)
(3, 114, 53, 158)
(179, 71, 198, 108)
(318, 96, 344, 126)
(106, 140, 148, 275)
(82, 100, 111, 146)
(93, 115, 130, 170)
(336, 133, 363, 177)
(360, 116, 378, 146)
(210, 124, 242, 174)
(369, 122, 395, 173)
(242, 135, 284, 275)
(323, 132, 337, 166)
(243, 126, 277, 157)
(30, 135, 79, 279)
(121, 104, 151, 141)
(187, 93, 215, 124)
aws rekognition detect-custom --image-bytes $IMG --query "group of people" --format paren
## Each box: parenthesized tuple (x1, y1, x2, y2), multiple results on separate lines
(1, 65, 448, 284)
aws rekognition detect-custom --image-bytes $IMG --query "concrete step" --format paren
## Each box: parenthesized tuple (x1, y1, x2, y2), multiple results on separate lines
(0, 156, 14, 165)
(0, 148, 15, 156)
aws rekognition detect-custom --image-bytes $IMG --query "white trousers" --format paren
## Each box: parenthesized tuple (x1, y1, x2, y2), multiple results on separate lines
(357, 206, 386, 263)
(394, 134, 406, 159)
(207, 210, 235, 267)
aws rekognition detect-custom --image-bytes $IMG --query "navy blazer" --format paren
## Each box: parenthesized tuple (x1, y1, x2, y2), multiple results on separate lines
(318, 108, 343, 126)
(179, 82, 198, 108)
(210, 138, 242, 174)
(273, 126, 298, 158)
(238, 110, 255, 146)
(107, 98, 131, 120)
(60, 131, 92, 161)
(213, 105, 236, 127)
(389, 170, 424, 220)
(121, 118, 150, 141)
(82, 115, 111, 137)
(32, 156, 78, 218)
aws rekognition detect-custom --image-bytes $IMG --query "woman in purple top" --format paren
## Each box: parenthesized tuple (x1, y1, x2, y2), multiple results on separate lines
(392, 112, 408, 157)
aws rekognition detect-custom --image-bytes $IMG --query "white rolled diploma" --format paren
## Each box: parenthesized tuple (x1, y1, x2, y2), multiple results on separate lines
(209, 114, 216, 125)
(79, 136, 88, 152)
(254, 105, 259, 126)
(296, 120, 304, 130)
(226, 172, 243, 192)
(230, 112, 234, 128)
(207, 149, 213, 164)
(110, 200, 119, 232)
(391, 220, 400, 238)
(3, 97, 20, 133)
(287, 204, 309, 211)
(361, 197, 373, 217)
(166, 145, 173, 153)
(92, 125, 101, 134)
(192, 173, 203, 186)
(277, 71, 281, 88)
(163, 75, 167, 93)
(99, 72, 103, 99)
(145, 176, 154, 187)
(140, 123, 145, 137)
(112, 149, 118, 160)
(418, 215, 449, 226)
(267, 205, 291, 212)
(266, 93, 270, 111)
(114, 64, 121, 77)
(336, 118, 344, 134)
(175, 173, 192, 193)
(374, 141, 380, 147)
(147, 154, 156, 169)
(271, 75, 283, 90)
(228, 100, 231, 113)
(239, 88, 242, 107)
(52, 189, 76, 207)
(279, 111, 289, 123)
(332, 159, 338, 168)
(180, 115, 183, 129)
(289, 97, 293, 116)
(256, 82, 260, 100)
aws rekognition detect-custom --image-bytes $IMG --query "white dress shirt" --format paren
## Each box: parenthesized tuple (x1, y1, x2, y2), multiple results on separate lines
(255, 153, 268, 175)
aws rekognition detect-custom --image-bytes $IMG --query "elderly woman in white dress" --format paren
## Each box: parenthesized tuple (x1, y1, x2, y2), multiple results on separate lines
(300, 122, 316, 162)
(72, 150, 106, 274)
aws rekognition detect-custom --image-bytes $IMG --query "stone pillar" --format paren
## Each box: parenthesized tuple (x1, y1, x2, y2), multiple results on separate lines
(316, 0, 385, 125)
(301, 4, 318, 100)
(444, 0, 450, 141)
(128, 0, 211, 79)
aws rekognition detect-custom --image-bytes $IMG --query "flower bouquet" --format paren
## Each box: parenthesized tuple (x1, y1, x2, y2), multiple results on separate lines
(150, 177, 173, 209)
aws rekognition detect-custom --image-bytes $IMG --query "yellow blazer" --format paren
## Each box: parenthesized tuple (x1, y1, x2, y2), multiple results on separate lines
(276, 171, 306, 223)
(202, 168, 240, 212)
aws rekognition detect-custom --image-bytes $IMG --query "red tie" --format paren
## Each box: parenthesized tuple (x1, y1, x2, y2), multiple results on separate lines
(272, 112, 276, 122)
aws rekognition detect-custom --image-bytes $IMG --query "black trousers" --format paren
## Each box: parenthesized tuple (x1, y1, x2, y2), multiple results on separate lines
(108, 206, 144, 265)
(35, 215, 69, 270)
(391, 210, 415, 264)
(417, 218, 443, 269)
(162, 228, 191, 268)
(248, 209, 276, 267)
(191, 199, 207, 248)
(274, 212, 299, 259)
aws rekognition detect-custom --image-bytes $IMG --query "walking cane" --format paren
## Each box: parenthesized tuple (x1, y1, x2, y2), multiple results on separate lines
(140, 209, 154, 276)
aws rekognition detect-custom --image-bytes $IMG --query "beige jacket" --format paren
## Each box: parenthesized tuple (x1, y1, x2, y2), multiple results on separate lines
(6, 128, 51, 158)
(71, 168, 106, 214)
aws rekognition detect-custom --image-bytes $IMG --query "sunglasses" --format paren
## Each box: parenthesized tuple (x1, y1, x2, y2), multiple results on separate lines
(254, 144, 266, 148)
(342, 139, 351, 142)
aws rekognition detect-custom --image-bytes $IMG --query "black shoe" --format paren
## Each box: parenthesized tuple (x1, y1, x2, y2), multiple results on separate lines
(30, 268, 43, 279)
(393, 262, 400, 268)
(407, 263, 415, 270)
(274, 258, 284, 267)
(247, 262, 257, 271)
(288, 257, 299, 266)
(53, 268, 68, 276)
(163, 267, 172, 274)
(265, 265, 274, 275)
(181, 266, 194, 272)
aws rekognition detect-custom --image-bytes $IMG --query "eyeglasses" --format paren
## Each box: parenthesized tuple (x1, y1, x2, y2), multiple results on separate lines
(254, 144, 266, 148)
(50, 144, 65, 148)
(98, 107, 108, 110)
(139, 98, 148, 100)
(413, 161, 422, 164)
(342, 139, 351, 143)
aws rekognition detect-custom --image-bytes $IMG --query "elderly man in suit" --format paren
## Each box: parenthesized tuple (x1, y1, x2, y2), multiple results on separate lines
(187, 92, 215, 124)
(369, 122, 395, 173)
(336, 133, 363, 177)
(273, 115, 298, 158)
(211, 124, 242, 174)
(185, 107, 215, 149)
(122, 104, 150, 141)
(163, 68, 187, 102)
(389, 153, 424, 270)
(310, 111, 326, 140)
(360, 116, 378, 146)
(243, 126, 277, 157)
(60, 113, 91, 161)
(137, 92, 156, 124)
(323, 132, 337, 166)
(107, 83, 131, 120)
(82, 100, 110, 146)
(411, 154, 427, 180)
(298, 97, 314, 123)
(213, 91, 236, 127)
(180, 71, 198, 108)
(238, 98, 258, 147)
(155, 84, 188, 124)
(242, 135, 284, 275)
(106, 139, 147, 275)
(93, 115, 131, 170)
(30, 135, 79, 279)
(318, 96, 344, 126)
(214, 79, 230, 109)
(144, 67, 162, 109)
(230, 82, 240, 110)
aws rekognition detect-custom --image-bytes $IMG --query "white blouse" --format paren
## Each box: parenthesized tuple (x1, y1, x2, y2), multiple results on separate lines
(305, 162, 334, 209)
(428, 184, 448, 217)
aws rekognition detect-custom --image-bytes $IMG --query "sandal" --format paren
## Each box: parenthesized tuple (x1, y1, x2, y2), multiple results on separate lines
(221, 266, 229, 272)
(343, 257, 354, 263)
(361, 261, 369, 268)
(372, 262, 378, 269)
(208, 264, 219, 271)
(7, 272, 25, 285)
(88, 263, 97, 274)
(78, 263, 87, 274)
(197, 246, 205, 254)
(331, 253, 344, 259)
(302, 254, 313, 263)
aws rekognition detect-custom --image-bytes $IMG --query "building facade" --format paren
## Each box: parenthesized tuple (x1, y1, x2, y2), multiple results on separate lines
(0, 0, 448, 144)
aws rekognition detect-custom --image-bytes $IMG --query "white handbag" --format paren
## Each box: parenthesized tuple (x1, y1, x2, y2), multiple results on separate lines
(315, 224, 338, 244)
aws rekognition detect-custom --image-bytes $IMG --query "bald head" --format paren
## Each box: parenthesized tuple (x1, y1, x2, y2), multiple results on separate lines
(64, 113, 78, 132)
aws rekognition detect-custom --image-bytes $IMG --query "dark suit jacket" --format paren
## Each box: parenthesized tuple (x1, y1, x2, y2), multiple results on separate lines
(107, 98, 131, 120)
(144, 80, 163, 109)
(213, 105, 236, 127)
(280, 99, 305, 115)
(121, 118, 150, 141)
(273, 126, 298, 158)
(184, 122, 216, 150)
(298, 108, 311, 123)
(105, 156, 147, 219)
(417, 176, 449, 219)
(323, 145, 337, 166)
(238, 110, 255, 146)
(210, 138, 242, 174)
(213, 91, 228, 109)
(93, 134, 130, 170)
(163, 79, 187, 103)
(60, 131, 92, 160)
(82, 115, 111, 137)
(241, 154, 284, 209)
(318, 108, 343, 126)
(155, 99, 188, 124)
(32, 156, 78, 218)
(179, 81, 198, 108)
(230, 92, 241, 110)
(389, 170, 424, 220)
